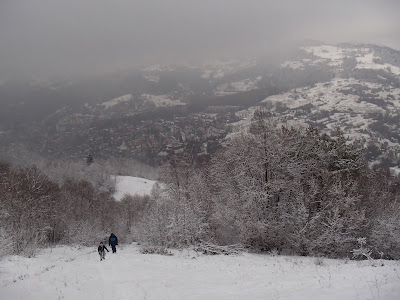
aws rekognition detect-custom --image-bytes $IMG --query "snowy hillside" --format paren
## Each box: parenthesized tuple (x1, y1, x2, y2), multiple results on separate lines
(283, 44, 400, 73)
(235, 43, 400, 169)
(141, 94, 186, 108)
(100, 94, 133, 109)
(112, 176, 157, 200)
(260, 77, 398, 136)
(214, 77, 262, 96)
(1, 244, 399, 300)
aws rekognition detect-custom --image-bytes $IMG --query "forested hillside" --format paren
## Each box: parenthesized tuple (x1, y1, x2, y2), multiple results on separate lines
(2, 110, 399, 259)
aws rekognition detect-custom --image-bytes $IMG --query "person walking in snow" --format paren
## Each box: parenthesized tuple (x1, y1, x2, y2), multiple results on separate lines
(109, 233, 118, 253)
(98, 241, 109, 261)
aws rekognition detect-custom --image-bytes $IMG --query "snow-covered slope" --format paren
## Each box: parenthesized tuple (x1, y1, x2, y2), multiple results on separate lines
(282, 44, 400, 73)
(100, 94, 133, 109)
(1, 244, 399, 299)
(141, 93, 186, 108)
(236, 43, 400, 169)
(214, 77, 262, 96)
(261, 77, 398, 135)
(112, 176, 156, 200)
(113, 176, 156, 201)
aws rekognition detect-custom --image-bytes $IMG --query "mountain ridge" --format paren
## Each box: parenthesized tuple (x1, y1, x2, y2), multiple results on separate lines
(0, 42, 399, 171)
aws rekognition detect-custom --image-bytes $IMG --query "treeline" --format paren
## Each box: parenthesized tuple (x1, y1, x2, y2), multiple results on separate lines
(0, 158, 157, 257)
(1, 111, 399, 259)
(133, 110, 400, 259)
(0, 161, 117, 256)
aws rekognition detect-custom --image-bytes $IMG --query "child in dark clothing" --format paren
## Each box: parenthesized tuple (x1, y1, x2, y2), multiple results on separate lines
(98, 242, 109, 261)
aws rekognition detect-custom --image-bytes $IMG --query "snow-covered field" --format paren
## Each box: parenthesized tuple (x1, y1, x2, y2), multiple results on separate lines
(1, 244, 399, 300)
(112, 176, 156, 201)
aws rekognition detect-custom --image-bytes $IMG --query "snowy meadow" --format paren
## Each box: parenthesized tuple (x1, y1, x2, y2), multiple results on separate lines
(1, 243, 400, 300)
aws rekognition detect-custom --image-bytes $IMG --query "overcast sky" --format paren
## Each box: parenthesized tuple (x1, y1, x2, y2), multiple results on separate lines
(0, 0, 399, 81)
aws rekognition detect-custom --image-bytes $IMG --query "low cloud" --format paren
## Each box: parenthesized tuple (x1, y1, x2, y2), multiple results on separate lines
(0, 0, 398, 80)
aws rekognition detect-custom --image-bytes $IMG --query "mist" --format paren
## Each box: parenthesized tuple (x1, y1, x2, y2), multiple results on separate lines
(0, 0, 399, 81)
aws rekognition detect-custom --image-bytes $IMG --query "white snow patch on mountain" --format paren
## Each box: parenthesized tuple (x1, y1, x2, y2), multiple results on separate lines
(390, 166, 400, 175)
(100, 94, 133, 109)
(300, 45, 400, 76)
(214, 77, 262, 96)
(356, 52, 400, 76)
(141, 64, 175, 72)
(201, 69, 225, 79)
(112, 176, 156, 200)
(143, 74, 160, 83)
(262, 78, 385, 114)
(302, 45, 346, 66)
(141, 94, 186, 107)
(281, 60, 305, 70)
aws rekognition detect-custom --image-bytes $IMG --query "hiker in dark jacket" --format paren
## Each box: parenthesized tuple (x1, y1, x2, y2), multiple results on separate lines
(98, 242, 109, 261)
(109, 233, 118, 253)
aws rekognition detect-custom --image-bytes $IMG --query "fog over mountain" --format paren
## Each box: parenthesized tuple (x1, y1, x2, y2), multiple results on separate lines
(0, 0, 399, 81)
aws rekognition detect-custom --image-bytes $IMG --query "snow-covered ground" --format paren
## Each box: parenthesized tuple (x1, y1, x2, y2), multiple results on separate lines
(100, 94, 133, 109)
(356, 52, 400, 76)
(290, 44, 400, 77)
(306, 45, 346, 65)
(214, 77, 262, 96)
(1, 244, 399, 299)
(141, 94, 186, 108)
(112, 176, 156, 200)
